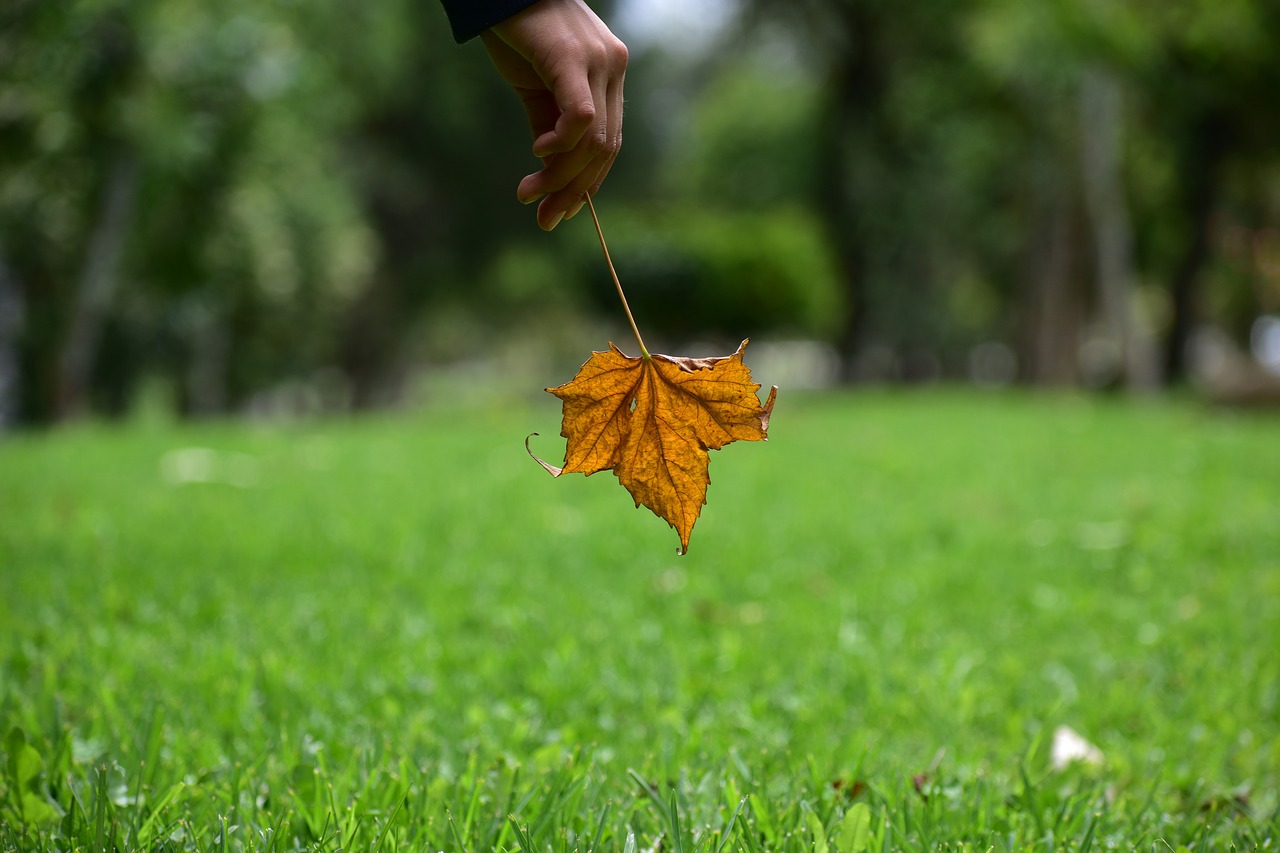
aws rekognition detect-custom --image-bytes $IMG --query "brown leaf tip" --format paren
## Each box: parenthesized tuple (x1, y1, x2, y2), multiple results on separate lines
(525, 433, 564, 477)
(762, 385, 778, 435)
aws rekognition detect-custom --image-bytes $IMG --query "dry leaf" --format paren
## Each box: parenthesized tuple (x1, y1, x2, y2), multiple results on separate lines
(528, 339, 776, 554)
(1050, 725, 1105, 770)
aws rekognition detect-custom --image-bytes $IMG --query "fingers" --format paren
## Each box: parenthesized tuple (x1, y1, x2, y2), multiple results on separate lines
(517, 49, 620, 183)
(487, 0, 627, 230)
(535, 72, 598, 158)
(591, 52, 626, 192)
(531, 148, 611, 230)
(521, 62, 624, 229)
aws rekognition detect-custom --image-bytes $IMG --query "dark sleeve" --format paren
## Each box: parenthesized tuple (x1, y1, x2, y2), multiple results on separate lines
(439, 0, 543, 43)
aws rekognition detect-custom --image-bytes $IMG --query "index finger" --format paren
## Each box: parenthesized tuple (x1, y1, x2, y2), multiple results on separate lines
(532, 62, 599, 157)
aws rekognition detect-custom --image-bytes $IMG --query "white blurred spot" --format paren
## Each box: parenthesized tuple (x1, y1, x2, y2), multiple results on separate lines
(159, 447, 261, 487)
(838, 621, 860, 651)
(1250, 315, 1280, 375)
(1075, 520, 1127, 551)
(749, 340, 840, 390)
(1051, 725, 1104, 770)
(615, 0, 737, 52)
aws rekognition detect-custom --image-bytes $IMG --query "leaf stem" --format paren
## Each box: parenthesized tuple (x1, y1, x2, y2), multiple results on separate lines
(586, 195, 649, 358)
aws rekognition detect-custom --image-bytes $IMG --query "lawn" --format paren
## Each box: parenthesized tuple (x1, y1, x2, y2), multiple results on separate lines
(1, 389, 1277, 850)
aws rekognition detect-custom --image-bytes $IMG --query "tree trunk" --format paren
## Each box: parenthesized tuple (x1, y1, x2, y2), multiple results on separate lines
(1165, 113, 1228, 383)
(817, 5, 887, 382)
(1020, 147, 1083, 386)
(339, 272, 400, 409)
(56, 148, 138, 419)
(0, 251, 22, 429)
(1078, 68, 1160, 391)
(818, 92, 870, 381)
(184, 303, 230, 416)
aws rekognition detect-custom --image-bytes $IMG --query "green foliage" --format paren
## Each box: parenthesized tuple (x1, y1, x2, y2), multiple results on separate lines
(2, 726, 64, 828)
(4, 0, 1280, 420)
(0, 0, 532, 421)
(0, 0, 395, 418)
(1, 393, 1278, 849)
(576, 204, 846, 343)
(675, 59, 823, 207)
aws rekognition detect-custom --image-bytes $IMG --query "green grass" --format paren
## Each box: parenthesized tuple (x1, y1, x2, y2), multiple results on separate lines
(1, 389, 1278, 851)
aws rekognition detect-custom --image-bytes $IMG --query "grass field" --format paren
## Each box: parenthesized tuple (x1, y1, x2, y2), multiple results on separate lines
(1, 389, 1278, 851)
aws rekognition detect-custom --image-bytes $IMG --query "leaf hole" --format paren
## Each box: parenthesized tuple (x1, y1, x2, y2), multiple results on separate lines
(629, 396, 638, 413)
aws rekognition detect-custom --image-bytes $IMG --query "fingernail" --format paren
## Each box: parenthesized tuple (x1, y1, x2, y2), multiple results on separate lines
(545, 211, 565, 231)
(519, 193, 542, 205)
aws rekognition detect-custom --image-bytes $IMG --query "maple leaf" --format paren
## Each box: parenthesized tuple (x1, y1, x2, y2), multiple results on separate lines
(528, 339, 776, 554)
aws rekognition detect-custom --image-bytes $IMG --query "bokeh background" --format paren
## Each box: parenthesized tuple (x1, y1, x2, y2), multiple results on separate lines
(3, 0, 1280, 428)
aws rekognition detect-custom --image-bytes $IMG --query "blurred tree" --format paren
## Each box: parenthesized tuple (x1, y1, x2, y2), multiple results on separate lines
(967, 0, 1143, 387)
(581, 52, 844, 348)
(571, 203, 844, 348)
(0, 0, 543, 422)
(1, 0, 145, 420)
(3, 0, 1279, 424)
(734, 0, 1028, 380)
(729, 0, 1280, 387)
(1136, 0, 1280, 382)
(335, 0, 539, 406)
(2, 0, 381, 421)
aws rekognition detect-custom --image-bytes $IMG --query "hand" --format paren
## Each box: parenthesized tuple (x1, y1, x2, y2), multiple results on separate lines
(481, 0, 628, 231)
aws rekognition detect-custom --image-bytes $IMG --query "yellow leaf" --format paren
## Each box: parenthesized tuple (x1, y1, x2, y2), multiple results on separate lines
(529, 339, 776, 554)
